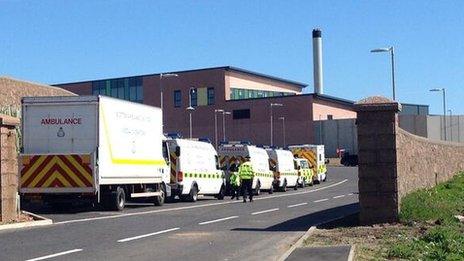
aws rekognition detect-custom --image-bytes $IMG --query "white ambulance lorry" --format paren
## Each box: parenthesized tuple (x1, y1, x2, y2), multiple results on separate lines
(20, 96, 167, 211)
(294, 158, 314, 187)
(218, 142, 274, 195)
(289, 144, 327, 183)
(267, 148, 299, 191)
(163, 137, 225, 202)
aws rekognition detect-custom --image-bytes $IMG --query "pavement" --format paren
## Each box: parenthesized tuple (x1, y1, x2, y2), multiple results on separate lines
(286, 246, 352, 261)
(0, 166, 358, 261)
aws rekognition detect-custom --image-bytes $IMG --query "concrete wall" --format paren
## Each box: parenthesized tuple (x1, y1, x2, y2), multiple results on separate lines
(355, 96, 464, 225)
(0, 114, 19, 223)
(427, 115, 464, 143)
(314, 119, 357, 157)
(398, 115, 428, 138)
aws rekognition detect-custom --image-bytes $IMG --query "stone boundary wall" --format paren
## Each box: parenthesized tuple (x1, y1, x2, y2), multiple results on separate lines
(396, 128, 464, 200)
(355, 96, 464, 225)
(0, 114, 20, 223)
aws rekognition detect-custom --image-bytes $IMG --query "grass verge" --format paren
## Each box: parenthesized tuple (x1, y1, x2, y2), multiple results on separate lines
(304, 172, 464, 260)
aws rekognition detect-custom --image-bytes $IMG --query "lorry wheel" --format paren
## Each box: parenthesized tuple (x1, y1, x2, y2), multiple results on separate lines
(154, 185, 165, 206)
(254, 181, 261, 196)
(299, 179, 306, 188)
(107, 187, 125, 211)
(187, 185, 198, 202)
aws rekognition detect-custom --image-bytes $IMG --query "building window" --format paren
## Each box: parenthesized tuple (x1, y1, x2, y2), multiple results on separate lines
(128, 77, 143, 103)
(190, 88, 197, 107)
(327, 115, 333, 120)
(93, 76, 143, 103)
(174, 90, 182, 108)
(229, 88, 294, 100)
(207, 87, 215, 105)
(92, 81, 106, 95)
(233, 109, 250, 120)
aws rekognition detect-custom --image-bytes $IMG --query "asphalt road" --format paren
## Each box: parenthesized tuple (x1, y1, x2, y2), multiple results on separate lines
(0, 167, 358, 261)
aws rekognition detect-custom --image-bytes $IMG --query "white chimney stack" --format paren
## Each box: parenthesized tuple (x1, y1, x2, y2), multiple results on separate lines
(312, 29, 323, 94)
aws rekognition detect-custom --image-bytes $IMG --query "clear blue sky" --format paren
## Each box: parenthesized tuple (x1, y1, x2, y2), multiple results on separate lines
(1, 1, 464, 114)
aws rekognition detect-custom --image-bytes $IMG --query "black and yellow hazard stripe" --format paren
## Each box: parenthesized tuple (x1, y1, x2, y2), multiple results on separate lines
(183, 172, 223, 179)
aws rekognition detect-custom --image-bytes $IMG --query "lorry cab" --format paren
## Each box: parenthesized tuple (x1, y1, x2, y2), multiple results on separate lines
(294, 158, 314, 187)
(163, 137, 225, 202)
(218, 142, 274, 195)
(289, 144, 327, 184)
(266, 148, 299, 191)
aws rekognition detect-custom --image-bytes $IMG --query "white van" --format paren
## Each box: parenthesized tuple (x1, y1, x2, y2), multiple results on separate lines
(164, 138, 225, 202)
(267, 148, 299, 191)
(218, 142, 274, 195)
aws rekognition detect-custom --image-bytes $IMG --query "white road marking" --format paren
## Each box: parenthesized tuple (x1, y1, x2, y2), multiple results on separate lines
(251, 208, 279, 215)
(314, 198, 329, 203)
(287, 202, 308, 208)
(25, 249, 82, 261)
(53, 179, 348, 225)
(199, 216, 239, 225)
(333, 195, 345, 199)
(117, 227, 180, 243)
(347, 193, 354, 196)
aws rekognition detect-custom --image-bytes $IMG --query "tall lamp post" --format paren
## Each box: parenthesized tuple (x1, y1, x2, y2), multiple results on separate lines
(371, 46, 396, 100)
(222, 111, 231, 142)
(187, 88, 196, 139)
(159, 73, 178, 126)
(270, 103, 283, 146)
(278, 117, 286, 147)
(214, 109, 224, 148)
(430, 88, 447, 141)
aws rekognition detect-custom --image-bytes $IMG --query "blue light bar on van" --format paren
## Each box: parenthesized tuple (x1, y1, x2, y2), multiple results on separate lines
(166, 132, 182, 139)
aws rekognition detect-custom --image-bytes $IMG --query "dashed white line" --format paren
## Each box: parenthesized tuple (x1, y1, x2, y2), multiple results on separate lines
(199, 216, 239, 225)
(347, 193, 354, 196)
(26, 249, 83, 261)
(314, 198, 329, 203)
(117, 227, 180, 243)
(53, 179, 348, 225)
(251, 208, 279, 215)
(287, 202, 308, 208)
(333, 195, 346, 199)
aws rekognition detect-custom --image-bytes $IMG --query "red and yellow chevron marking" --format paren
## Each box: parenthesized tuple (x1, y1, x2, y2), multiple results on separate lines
(170, 152, 178, 183)
(291, 148, 317, 171)
(20, 155, 93, 188)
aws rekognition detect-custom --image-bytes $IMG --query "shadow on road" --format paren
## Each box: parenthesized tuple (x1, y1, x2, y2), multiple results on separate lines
(232, 203, 359, 232)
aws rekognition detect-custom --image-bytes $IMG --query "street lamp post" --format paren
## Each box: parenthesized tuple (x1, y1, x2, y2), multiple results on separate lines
(371, 46, 396, 100)
(430, 88, 447, 140)
(214, 109, 224, 148)
(270, 103, 283, 146)
(187, 88, 196, 139)
(278, 117, 286, 147)
(222, 111, 231, 142)
(159, 73, 178, 126)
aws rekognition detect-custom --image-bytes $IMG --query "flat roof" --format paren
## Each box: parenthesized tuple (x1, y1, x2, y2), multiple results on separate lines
(53, 66, 308, 88)
(225, 92, 354, 107)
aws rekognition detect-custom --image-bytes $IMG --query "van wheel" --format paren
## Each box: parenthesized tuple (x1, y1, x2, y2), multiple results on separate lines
(268, 185, 274, 194)
(216, 185, 225, 200)
(107, 187, 125, 211)
(186, 185, 198, 202)
(154, 185, 165, 206)
(294, 183, 298, 190)
(300, 179, 306, 188)
(254, 180, 261, 196)
(281, 181, 287, 192)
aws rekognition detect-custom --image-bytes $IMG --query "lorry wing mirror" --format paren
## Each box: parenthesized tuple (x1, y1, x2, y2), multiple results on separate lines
(175, 146, 180, 157)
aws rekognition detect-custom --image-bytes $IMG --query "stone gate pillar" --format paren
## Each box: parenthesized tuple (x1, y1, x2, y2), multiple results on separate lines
(354, 97, 401, 225)
(0, 114, 20, 223)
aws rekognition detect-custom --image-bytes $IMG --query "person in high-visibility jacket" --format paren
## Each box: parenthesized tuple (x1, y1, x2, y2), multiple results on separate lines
(229, 160, 240, 200)
(239, 156, 254, 203)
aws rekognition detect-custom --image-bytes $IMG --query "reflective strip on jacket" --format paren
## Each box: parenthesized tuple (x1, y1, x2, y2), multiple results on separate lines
(230, 172, 240, 186)
(239, 161, 254, 180)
